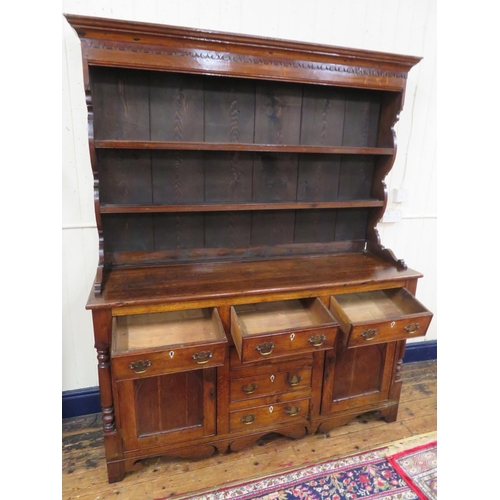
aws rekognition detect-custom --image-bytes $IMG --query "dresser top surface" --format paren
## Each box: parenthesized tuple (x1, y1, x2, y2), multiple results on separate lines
(86, 252, 422, 310)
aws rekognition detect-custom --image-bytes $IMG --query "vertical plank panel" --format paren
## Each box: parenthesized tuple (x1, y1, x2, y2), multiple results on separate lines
(102, 214, 154, 253)
(98, 150, 152, 205)
(204, 152, 253, 203)
(252, 153, 298, 202)
(63, 19, 95, 226)
(134, 378, 160, 436)
(294, 210, 336, 243)
(62, 227, 98, 390)
(250, 211, 296, 246)
(204, 78, 255, 143)
(332, 344, 386, 400)
(297, 155, 341, 202)
(254, 82, 302, 144)
(337, 156, 375, 200)
(342, 90, 380, 147)
(152, 151, 205, 204)
(239, 0, 280, 36)
(91, 67, 150, 140)
(204, 212, 252, 248)
(150, 72, 204, 142)
(159, 373, 188, 431)
(153, 213, 205, 250)
(300, 85, 345, 146)
(334, 209, 369, 241)
(175, 0, 202, 28)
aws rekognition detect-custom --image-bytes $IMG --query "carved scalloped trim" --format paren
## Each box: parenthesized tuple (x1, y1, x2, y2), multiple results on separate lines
(85, 87, 106, 296)
(82, 39, 408, 80)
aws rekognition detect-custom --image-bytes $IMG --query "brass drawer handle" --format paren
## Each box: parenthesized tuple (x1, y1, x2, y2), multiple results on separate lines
(129, 360, 152, 374)
(192, 351, 213, 364)
(404, 323, 420, 335)
(287, 374, 301, 387)
(256, 341, 275, 356)
(285, 405, 300, 417)
(241, 414, 256, 425)
(308, 333, 326, 347)
(361, 329, 378, 341)
(242, 382, 258, 394)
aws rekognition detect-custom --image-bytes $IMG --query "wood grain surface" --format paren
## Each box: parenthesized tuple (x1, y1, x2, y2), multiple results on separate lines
(62, 360, 436, 500)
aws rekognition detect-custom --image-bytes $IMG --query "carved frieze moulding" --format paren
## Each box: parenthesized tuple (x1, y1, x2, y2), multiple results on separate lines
(82, 39, 408, 80)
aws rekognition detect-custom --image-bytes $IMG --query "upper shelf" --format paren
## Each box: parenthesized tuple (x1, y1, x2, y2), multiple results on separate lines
(94, 141, 395, 156)
(89, 66, 395, 150)
(99, 200, 384, 214)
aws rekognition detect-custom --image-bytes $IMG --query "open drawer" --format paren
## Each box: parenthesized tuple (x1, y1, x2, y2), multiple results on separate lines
(329, 288, 433, 348)
(111, 308, 227, 380)
(230, 297, 338, 363)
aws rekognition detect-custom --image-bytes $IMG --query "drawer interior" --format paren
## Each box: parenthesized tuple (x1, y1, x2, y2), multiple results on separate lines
(233, 298, 334, 336)
(332, 288, 428, 323)
(112, 308, 225, 355)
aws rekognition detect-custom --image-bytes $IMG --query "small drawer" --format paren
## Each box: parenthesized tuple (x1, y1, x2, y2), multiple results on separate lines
(111, 308, 227, 380)
(230, 398, 310, 432)
(329, 288, 433, 348)
(230, 298, 338, 363)
(230, 366, 312, 403)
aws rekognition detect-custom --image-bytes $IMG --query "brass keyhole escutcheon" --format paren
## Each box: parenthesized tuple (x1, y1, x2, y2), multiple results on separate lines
(241, 414, 256, 425)
(256, 341, 275, 356)
(285, 406, 300, 417)
(288, 374, 301, 386)
(192, 351, 213, 364)
(129, 360, 151, 374)
(361, 329, 378, 341)
(404, 323, 420, 335)
(242, 382, 258, 394)
(308, 333, 326, 347)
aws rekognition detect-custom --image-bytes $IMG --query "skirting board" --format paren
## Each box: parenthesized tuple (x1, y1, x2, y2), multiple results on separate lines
(62, 340, 437, 419)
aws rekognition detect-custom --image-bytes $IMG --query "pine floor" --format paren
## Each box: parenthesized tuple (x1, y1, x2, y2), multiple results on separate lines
(62, 360, 437, 500)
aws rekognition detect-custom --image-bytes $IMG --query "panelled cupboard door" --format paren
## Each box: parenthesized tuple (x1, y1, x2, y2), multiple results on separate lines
(321, 341, 396, 414)
(115, 368, 216, 451)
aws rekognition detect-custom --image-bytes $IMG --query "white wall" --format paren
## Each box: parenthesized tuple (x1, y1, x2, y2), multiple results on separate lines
(62, 0, 437, 391)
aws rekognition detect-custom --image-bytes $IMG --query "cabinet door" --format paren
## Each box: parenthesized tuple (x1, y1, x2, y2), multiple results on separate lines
(321, 341, 396, 414)
(115, 368, 216, 451)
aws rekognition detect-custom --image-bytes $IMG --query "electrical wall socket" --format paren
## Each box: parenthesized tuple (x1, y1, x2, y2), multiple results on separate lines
(393, 188, 408, 203)
(382, 208, 402, 223)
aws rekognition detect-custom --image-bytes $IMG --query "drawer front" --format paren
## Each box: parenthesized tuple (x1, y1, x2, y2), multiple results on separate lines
(230, 398, 310, 433)
(229, 347, 313, 372)
(231, 298, 338, 364)
(348, 314, 432, 347)
(329, 288, 433, 348)
(230, 366, 312, 403)
(238, 326, 337, 363)
(112, 342, 226, 381)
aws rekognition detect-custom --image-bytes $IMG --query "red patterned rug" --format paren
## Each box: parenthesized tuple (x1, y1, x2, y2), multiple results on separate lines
(161, 442, 437, 500)
(387, 441, 437, 500)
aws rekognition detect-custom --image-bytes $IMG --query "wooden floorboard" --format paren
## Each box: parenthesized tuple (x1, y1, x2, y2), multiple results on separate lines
(62, 360, 437, 500)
